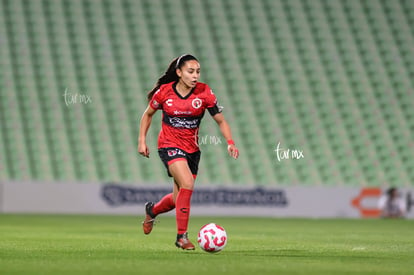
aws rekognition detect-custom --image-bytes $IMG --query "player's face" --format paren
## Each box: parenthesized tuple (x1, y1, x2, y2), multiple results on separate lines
(177, 60, 200, 88)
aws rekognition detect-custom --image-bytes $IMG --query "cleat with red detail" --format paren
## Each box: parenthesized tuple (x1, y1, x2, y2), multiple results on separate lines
(175, 232, 195, 250)
(142, 202, 156, 235)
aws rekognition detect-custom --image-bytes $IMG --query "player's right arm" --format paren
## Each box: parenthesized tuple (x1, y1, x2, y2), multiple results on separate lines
(138, 105, 157, 158)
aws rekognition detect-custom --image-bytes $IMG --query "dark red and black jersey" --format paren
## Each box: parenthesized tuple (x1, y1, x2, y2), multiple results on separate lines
(150, 81, 222, 153)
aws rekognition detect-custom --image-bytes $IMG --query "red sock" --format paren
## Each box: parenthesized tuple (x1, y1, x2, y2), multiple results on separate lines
(152, 193, 175, 216)
(175, 188, 193, 234)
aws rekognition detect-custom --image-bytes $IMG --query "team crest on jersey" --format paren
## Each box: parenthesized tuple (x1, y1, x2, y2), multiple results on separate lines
(192, 98, 202, 109)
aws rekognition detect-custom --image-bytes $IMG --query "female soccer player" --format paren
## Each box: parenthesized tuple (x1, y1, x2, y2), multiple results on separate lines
(138, 54, 239, 250)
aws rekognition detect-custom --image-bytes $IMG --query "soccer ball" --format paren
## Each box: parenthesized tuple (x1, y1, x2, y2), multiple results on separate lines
(197, 223, 227, 253)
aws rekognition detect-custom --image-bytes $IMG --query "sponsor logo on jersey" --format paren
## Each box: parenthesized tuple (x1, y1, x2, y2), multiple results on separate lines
(173, 110, 192, 115)
(168, 117, 200, 129)
(166, 99, 173, 106)
(192, 98, 202, 109)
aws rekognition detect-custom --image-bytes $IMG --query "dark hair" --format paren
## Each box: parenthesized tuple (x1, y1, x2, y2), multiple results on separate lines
(147, 54, 198, 101)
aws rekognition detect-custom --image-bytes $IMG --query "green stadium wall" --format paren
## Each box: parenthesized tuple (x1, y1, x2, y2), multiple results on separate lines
(0, 0, 413, 187)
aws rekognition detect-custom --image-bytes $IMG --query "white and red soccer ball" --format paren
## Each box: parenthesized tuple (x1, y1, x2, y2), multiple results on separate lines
(197, 223, 227, 253)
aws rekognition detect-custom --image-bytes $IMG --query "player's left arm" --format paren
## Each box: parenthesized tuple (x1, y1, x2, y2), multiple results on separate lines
(212, 113, 239, 159)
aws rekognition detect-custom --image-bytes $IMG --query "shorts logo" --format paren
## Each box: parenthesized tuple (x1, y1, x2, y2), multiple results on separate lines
(168, 150, 177, 157)
(167, 149, 186, 157)
(192, 98, 202, 109)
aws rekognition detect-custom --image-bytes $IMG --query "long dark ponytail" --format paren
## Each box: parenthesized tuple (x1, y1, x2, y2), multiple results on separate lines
(147, 54, 198, 101)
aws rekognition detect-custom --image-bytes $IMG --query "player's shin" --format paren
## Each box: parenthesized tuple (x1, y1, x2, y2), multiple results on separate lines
(175, 188, 193, 234)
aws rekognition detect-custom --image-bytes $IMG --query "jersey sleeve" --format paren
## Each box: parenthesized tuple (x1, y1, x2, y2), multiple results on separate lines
(149, 88, 163, 110)
(205, 85, 223, 116)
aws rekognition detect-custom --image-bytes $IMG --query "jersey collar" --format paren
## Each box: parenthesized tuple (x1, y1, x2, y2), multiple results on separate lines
(173, 81, 196, 100)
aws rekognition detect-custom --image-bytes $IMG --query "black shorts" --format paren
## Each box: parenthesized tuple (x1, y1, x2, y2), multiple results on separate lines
(158, 147, 201, 177)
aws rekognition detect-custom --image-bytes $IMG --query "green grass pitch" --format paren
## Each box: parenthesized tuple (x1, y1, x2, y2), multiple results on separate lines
(1, 214, 413, 275)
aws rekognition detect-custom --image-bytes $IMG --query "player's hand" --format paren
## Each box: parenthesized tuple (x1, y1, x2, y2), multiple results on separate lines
(227, 144, 239, 159)
(138, 142, 150, 158)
